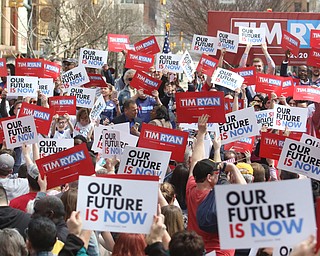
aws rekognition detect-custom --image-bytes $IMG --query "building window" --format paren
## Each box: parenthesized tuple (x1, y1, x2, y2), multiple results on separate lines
(294, 2, 302, 12)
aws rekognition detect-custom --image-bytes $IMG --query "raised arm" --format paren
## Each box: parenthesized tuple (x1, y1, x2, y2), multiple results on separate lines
(262, 43, 275, 75)
(239, 44, 252, 68)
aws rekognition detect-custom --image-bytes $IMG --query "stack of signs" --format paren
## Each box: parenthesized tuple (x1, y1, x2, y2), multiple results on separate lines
(134, 36, 160, 55)
(2, 116, 38, 149)
(38, 78, 54, 97)
(212, 68, 244, 91)
(179, 50, 196, 82)
(76, 174, 158, 234)
(49, 96, 77, 115)
(125, 50, 154, 72)
(155, 53, 183, 73)
(118, 146, 171, 183)
(36, 143, 95, 189)
(68, 87, 96, 108)
(79, 48, 108, 69)
(61, 65, 90, 89)
(215, 179, 315, 249)
(130, 71, 161, 95)
(108, 34, 130, 52)
(238, 26, 266, 45)
(191, 34, 217, 55)
(217, 31, 239, 53)
(38, 138, 74, 158)
(7, 76, 38, 98)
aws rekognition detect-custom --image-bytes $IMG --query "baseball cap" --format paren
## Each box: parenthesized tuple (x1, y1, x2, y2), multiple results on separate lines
(0, 153, 14, 171)
(27, 164, 39, 180)
(193, 159, 219, 183)
(236, 162, 254, 175)
(62, 58, 77, 65)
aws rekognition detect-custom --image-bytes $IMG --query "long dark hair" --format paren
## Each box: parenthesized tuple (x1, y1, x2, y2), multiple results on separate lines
(169, 164, 189, 210)
(152, 105, 170, 121)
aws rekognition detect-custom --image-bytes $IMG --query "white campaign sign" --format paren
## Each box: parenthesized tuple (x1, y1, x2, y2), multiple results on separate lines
(300, 133, 320, 148)
(278, 138, 320, 181)
(272, 104, 308, 132)
(89, 95, 107, 122)
(7, 76, 38, 97)
(217, 31, 239, 53)
(102, 130, 121, 158)
(215, 179, 316, 249)
(239, 26, 266, 45)
(38, 138, 74, 158)
(118, 146, 171, 183)
(212, 68, 244, 91)
(77, 175, 158, 234)
(155, 53, 183, 73)
(255, 109, 274, 128)
(79, 48, 108, 69)
(68, 87, 96, 108)
(179, 50, 196, 82)
(38, 78, 54, 97)
(61, 65, 90, 88)
(218, 107, 259, 145)
(191, 34, 217, 55)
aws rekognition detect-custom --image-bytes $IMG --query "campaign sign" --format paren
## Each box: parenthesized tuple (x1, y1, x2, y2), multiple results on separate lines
(102, 130, 121, 158)
(255, 109, 274, 128)
(0, 117, 15, 143)
(191, 34, 217, 55)
(79, 48, 108, 69)
(196, 54, 219, 77)
(307, 48, 320, 68)
(49, 96, 77, 115)
(300, 133, 320, 148)
(175, 91, 226, 123)
(219, 107, 259, 145)
(179, 122, 220, 133)
(155, 53, 183, 73)
(68, 87, 96, 108)
(179, 50, 196, 82)
(293, 86, 320, 103)
(89, 95, 106, 122)
(273, 104, 308, 132)
(18, 102, 54, 135)
(215, 179, 316, 249)
(83, 73, 107, 88)
(7, 76, 38, 98)
(278, 138, 320, 181)
(118, 146, 171, 183)
(238, 26, 266, 45)
(130, 70, 161, 95)
(108, 34, 130, 52)
(279, 77, 294, 97)
(77, 174, 158, 234)
(212, 68, 244, 91)
(224, 98, 245, 114)
(224, 137, 254, 153)
(255, 73, 282, 95)
(92, 123, 130, 153)
(259, 132, 287, 160)
(61, 65, 89, 88)
(0, 58, 7, 77)
(281, 30, 300, 57)
(38, 78, 54, 97)
(125, 50, 154, 72)
(134, 35, 160, 55)
(39, 138, 74, 158)
(2, 115, 38, 149)
(273, 246, 293, 256)
(43, 60, 60, 79)
(217, 31, 239, 53)
(36, 143, 95, 189)
(233, 67, 256, 86)
(138, 123, 188, 162)
(15, 58, 43, 77)
(310, 30, 320, 49)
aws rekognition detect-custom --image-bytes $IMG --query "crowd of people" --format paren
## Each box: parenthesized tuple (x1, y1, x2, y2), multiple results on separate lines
(0, 38, 319, 256)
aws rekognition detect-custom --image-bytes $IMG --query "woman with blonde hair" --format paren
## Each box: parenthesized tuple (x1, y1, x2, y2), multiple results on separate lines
(161, 205, 184, 237)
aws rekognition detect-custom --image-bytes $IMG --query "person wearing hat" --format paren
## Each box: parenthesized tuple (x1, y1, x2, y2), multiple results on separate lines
(236, 162, 254, 183)
(62, 58, 77, 72)
(0, 153, 28, 200)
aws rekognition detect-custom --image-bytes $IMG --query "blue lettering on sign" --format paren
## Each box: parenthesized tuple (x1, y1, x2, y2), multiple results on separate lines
(58, 151, 85, 166)
(295, 161, 320, 175)
(251, 219, 303, 237)
(104, 210, 147, 224)
(288, 20, 320, 48)
(18, 132, 35, 142)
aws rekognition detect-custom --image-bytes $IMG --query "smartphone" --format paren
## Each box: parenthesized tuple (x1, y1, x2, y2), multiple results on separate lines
(134, 122, 140, 129)
(111, 90, 118, 99)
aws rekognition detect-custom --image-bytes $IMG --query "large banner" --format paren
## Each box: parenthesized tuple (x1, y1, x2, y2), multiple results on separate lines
(49, 96, 77, 115)
(118, 146, 171, 183)
(77, 175, 158, 234)
(155, 53, 183, 73)
(278, 138, 320, 181)
(7, 76, 38, 98)
(134, 36, 160, 55)
(79, 48, 108, 69)
(215, 179, 316, 249)
(39, 138, 74, 158)
(211, 68, 244, 91)
(125, 50, 154, 72)
(61, 65, 90, 88)
(191, 34, 217, 55)
(108, 34, 130, 52)
(68, 87, 96, 108)
(219, 107, 259, 145)
(36, 143, 95, 189)
(207, 11, 320, 65)
(138, 123, 188, 162)
(175, 91, 226, 123)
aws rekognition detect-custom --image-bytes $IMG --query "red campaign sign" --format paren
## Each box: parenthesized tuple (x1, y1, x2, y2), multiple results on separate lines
(281, 30, 300, 57)
(310, 30, 320, 49)
(134, 36, 160, 55)
(293, 78, 300, 86)
(125, 50, 154, 72)
(256, 73, 282, 95)
(16, 58, 43, 77)
(0, 116, 15, 143)
(224, 98, 244, 113)
(207, 11, 320, 66)
(48, 96, 76, 115)
(293, 85, 320, 103)
(307, 48, 320, 67)
(130, 70, 161, 95)
(43, 60, 60, 79)
(138, 123, 188, 162)
(196, 54, 218, 77)
(83, 73, 107, 88)
(277, 76, 294, 97)
(175, 91, 226, 123)
(108, 34, 130, 52)
(259, 132, 287, 160)
(36, 143, 95, 189)
(224, 137, 255, 153)
(0, 58, 7, 77)
(18, 102, 54, 135)
(232, 67, 256, 86)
